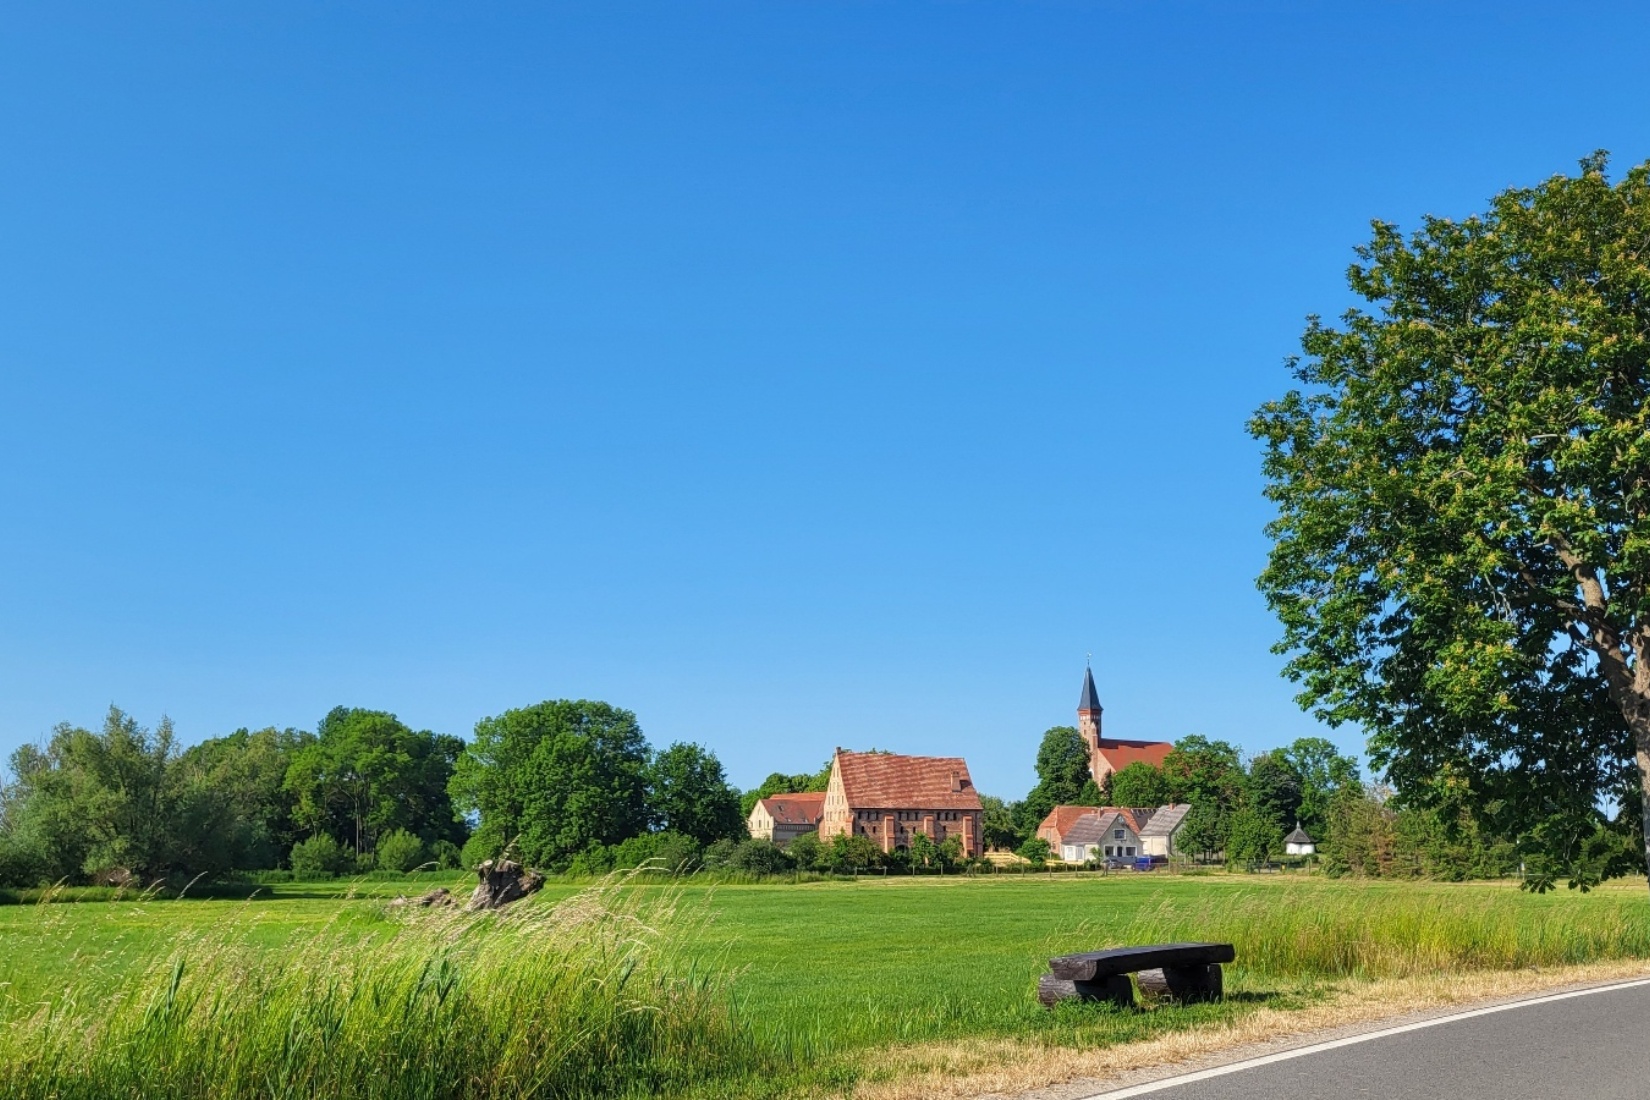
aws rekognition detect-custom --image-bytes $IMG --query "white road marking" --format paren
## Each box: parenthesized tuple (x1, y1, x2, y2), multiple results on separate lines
(1078, 976, 1650, 1099)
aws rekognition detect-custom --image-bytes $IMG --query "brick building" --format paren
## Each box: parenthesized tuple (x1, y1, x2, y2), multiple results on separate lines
(816, 749, 984, 857)
(746, 792, 826, 847)
(1076, 665, 1173, 786)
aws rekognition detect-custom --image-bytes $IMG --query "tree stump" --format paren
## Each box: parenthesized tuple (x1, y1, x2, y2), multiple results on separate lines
(1037, 973, 1134, 1009)
(466, 858, 545, 911)
(1135, 963, 1223, 1003)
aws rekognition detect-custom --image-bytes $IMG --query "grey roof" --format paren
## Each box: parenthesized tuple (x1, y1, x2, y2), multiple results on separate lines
(1060, 811, 1121, 846)
(1138, 803, 1191, 838)
(1285, 825, 1315, 844)
(1078, 666, 1103, 713)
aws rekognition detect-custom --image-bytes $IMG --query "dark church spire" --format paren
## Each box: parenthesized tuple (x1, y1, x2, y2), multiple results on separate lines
(1078, 664, 1103, 714)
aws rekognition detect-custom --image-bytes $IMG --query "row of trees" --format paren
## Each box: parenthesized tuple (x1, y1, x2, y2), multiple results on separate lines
(0, 700, 747, 887)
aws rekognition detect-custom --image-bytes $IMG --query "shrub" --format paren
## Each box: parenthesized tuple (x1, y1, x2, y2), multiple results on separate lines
(429, 839, 462, 870)
(1016, 837, 1051, 868)
(786, 832, 824, 871)
(375, 829, 427, 873)
(726, 839, 792, 875)
(700, 838, 739, 869)
(459, 831, 501, 871)
(289, 834, 355, 876)
(0, 834, 44, 888)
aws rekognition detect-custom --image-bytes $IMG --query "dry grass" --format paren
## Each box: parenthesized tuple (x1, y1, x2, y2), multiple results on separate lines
(839, 960, 1650, 1100)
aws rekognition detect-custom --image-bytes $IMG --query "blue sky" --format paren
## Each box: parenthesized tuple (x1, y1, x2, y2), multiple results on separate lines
(3, 2, 1649, 799)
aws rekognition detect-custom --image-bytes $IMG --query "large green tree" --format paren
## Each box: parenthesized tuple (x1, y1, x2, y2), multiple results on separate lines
(647, 741, 742, 846)
(3, 707, 264, 882)
(1252, 155, 1650, 890)
(1020, 726, 1090, 828)
(284, 707, 465, 857)
(449, 699, 650, 870)
(1274, 737, 1361, 837)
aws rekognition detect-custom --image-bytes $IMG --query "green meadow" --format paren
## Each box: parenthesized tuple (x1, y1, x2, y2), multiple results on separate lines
(1, 874, 1646, 1098)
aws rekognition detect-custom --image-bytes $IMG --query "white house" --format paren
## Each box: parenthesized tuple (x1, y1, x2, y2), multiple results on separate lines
(1055, 810, 1143, 863)
(1284, 824, 1316, 856)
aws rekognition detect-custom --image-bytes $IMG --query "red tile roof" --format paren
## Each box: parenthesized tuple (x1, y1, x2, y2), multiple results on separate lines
(835, 751, 982, 812)
(1095, 739, 1173, 772)
(1039, 804, 1099, 841)
(759, 792, 826, 826)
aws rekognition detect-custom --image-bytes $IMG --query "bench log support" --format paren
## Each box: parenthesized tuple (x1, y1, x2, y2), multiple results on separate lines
(1135, 963, 1223, 1004)
(1037, 973, 1133, 1009)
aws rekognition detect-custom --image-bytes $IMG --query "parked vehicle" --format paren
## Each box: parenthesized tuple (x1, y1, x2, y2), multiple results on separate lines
(1131, 856, 1156, 872)
(1100, 857, 1130, 871)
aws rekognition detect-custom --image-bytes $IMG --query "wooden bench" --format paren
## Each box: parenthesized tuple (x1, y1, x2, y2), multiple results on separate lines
(1037, 942, 1234, 1008)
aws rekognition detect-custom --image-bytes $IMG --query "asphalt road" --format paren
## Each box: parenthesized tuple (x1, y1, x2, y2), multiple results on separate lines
(1086, 979, 1650, 1100)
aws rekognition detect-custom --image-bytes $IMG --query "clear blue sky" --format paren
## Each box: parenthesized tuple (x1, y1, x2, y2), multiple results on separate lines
(4, 3, 1649, 799)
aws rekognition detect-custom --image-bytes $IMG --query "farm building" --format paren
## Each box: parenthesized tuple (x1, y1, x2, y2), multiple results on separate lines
(746, 792, 826, 847)
(816, 749, 984, 857)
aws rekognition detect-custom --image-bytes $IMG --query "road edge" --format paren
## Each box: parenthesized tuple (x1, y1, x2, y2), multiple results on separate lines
(1056, 974, 1650, 1099)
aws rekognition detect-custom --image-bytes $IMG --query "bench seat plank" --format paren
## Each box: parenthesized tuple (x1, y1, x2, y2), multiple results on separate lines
(1049, 942, 1234, 981)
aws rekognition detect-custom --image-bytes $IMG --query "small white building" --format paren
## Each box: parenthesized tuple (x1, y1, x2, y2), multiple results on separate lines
(1284, 824, 1316, 856)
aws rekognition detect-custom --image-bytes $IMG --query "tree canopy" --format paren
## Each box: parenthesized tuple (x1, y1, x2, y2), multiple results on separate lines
(449, 699, 652, 869)
(647, 741, 743, 846)
(1252, 154, 1650, 889)
(284, 707, 465, 857)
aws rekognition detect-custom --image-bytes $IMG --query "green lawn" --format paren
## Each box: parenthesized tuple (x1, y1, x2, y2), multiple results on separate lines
(1, 872, 1646, 1097)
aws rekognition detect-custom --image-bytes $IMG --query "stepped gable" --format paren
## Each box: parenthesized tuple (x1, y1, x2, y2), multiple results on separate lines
(836, 751, 982, 811)
(759, 792, 826, 826)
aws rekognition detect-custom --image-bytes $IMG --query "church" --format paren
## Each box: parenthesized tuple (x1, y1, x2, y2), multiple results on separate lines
(1076, 665, 1172, 785)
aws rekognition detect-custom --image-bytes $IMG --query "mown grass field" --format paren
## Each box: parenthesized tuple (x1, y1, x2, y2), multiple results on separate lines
(1, 873, 1647, 1098)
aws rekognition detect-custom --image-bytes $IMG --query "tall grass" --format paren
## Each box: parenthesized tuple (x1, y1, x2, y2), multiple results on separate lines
(1117, 883, 1650, 979)
(0, 881, 771, 1100)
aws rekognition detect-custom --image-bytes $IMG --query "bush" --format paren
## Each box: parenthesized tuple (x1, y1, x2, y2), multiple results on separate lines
(289, 834, 355, 876)
(429, 839, 462, 870)
(375, 830, 427, 873)
(786, 832, 824, 871)
(726, 839, 792, 875)
(1016, 837, 1051, 868)
(700, 838, 739, 869)
(459, 831, 501, 871)
(0, 834, 44, 888)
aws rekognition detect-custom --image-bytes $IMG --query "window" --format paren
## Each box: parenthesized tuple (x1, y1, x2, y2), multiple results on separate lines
(1114, 829, 1125, 839)
(1126, 846, 1135, 856)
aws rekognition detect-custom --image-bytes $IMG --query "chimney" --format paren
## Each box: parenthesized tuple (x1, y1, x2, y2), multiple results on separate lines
(951, 769, 961, 792)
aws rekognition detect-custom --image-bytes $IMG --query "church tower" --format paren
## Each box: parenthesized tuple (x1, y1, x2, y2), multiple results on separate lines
(1077, 664, 1103, 754)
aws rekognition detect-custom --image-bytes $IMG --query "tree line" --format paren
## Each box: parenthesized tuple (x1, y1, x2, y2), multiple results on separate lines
(0, 700, 746, 888)
(0, 700, 1554, 890)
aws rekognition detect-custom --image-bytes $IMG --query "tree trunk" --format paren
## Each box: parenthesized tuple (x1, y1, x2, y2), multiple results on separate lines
(1638, 744, 1650, 895)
